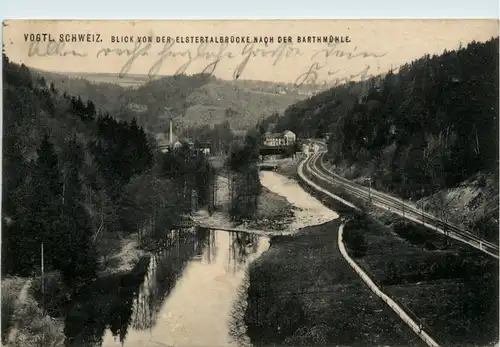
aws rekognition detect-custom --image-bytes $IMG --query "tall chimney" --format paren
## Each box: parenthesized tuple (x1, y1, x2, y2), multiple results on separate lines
(169, 119, 173, 145)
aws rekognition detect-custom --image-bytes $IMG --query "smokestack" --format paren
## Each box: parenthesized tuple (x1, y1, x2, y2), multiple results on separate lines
(169, 119, 173, 145)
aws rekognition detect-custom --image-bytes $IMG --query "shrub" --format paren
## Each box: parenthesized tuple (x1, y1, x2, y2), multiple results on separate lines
(343, 223, 368, 258)
(1, 277, 24, 344)
(2, 277, 65, 347)
(30, 271, 69, 317)
(9, 295, 64, 347)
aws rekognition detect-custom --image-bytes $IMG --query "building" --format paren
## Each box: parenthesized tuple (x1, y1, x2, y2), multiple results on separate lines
(195, 142, 211, 156)
(262, 130, 296, 147)
(282, 130, 296, 145)
(173, 140, 183, 149)
(158, 119, 178, 153)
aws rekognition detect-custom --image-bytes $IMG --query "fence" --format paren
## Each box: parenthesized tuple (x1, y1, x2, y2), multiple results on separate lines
(298, 154, 441, 347)
(338, 223, 440, 347)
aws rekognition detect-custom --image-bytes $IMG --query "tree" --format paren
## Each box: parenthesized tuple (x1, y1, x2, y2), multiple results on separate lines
(18, 134, 63, 274)
(37, 76, 47, 88)
(56, 137, 98, 284)
(228, 129, 262, 221)
(86, 100, 96, 120)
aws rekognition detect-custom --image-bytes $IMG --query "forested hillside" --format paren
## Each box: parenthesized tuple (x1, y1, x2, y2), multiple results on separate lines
(2, 54, 214, 285)
(35, 69, 308, 137)
(275, 38, 499, 240)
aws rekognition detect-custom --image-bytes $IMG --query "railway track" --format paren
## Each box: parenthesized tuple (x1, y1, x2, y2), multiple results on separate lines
(303, 148, 499, 259)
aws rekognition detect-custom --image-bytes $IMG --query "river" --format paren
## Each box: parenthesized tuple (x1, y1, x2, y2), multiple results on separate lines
(65, 171, 338, 347)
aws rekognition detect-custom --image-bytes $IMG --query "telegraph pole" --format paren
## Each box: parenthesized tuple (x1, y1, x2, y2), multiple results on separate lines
(41, 242, 45, 317)
(421, 199, 424, 223)
(402, 174, 406, 222)
(367, 177, 372, 204)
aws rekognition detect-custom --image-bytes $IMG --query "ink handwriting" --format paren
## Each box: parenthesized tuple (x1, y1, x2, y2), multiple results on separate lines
(25, 38, 388, 87)
(311, 43, 387, 61)
(28, 41, 87, 58)
(294, 62, 376, 87)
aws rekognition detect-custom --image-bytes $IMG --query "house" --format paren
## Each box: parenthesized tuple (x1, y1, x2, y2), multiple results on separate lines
(195, 142, 211, 156)
(262, 132, 284, 147)
(282, 130, 296, 145)
(262, 130, 296, 147)
(173, 140, 183, 149)
(157, 120, 179, 152)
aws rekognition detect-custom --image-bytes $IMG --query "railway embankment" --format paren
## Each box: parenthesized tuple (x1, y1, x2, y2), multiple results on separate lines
(301, 152, 499, 346)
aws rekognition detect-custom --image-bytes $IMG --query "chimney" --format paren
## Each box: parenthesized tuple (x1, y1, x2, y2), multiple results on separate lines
(169, 119, 173, 144)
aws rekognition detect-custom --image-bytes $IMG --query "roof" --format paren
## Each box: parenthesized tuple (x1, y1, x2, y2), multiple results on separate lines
(263, 130, 295, 138)
(232, 130, 247, 137)
(263, 132, 283, 138)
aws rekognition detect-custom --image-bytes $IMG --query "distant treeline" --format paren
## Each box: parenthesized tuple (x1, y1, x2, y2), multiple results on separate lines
(34, 68, 303, 136)
(273, 38, 499, 196)
(2, 54, 214, 287)
(180, 119, 235, 155)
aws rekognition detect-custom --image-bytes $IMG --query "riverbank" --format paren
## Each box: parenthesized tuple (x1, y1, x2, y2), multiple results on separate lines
(1, 228, 152, 347)
(240, 166, 424, 346)
(96, 231, 148, 277)
(273, 154, 305, 181)
(192, 174, 298, 234)
(244, 220, 424, 346)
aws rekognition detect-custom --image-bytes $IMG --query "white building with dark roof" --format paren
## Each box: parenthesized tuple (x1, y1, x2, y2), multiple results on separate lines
(262, 130, 296, 147)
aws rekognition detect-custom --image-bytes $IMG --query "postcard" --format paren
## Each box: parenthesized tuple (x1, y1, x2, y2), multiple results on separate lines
(2, 19, 499, 347)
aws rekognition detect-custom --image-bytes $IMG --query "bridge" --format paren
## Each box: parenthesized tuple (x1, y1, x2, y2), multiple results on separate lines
(258, 162, 279, 170)
(259, 144, 297, 156)
(173, 218, 293, 237)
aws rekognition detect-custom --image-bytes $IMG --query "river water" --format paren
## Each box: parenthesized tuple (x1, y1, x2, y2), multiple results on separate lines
(101, 229, 268, 347)
(65, 171, 338, 347)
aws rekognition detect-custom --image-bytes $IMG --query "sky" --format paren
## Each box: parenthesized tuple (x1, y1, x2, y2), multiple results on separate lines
(1, 0, 499, 19)
(3, 19, 498, 85)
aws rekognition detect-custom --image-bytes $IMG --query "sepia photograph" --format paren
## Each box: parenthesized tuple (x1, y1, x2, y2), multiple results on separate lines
(1, 19, 499, 347)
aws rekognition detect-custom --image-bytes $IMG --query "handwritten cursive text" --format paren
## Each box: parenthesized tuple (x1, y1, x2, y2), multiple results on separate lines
(28, 41, 88, 58)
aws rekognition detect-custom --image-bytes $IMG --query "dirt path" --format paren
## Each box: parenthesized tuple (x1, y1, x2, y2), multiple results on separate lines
(6, 279, 32, 344)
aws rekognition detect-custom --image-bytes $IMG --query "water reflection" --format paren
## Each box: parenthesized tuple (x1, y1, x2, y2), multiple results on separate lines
(228, 232, 260, 273)
(130, 228, 222, 331)
(65, 227, 269, 347)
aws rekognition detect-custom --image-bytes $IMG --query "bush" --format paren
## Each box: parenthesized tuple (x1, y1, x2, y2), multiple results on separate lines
(9, 295, 64, 347)
(343, 224, 368, 258)
(1, 277, 24, 344)
(472, 214, 499, 244)
(30, 271, 69, 317)
(1, 277, 64, 347)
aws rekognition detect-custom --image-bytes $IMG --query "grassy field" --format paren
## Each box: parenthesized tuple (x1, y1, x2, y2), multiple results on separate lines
(286, 164, 499, 346)
(250, 186, 296, 231)
(243, 220, 425, 346)
(1, 276, 65, 347)
(344, 214, 499, 346)
(274, 154, 306, 180)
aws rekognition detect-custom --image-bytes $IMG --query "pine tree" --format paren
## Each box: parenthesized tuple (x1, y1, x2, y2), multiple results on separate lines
(20, 134, 62, 274)
(86, 100, 96, 120)
(57, 136, 98, 284)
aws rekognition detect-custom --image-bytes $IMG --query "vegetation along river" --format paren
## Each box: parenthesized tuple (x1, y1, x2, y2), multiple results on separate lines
(65, 171, 338, 347)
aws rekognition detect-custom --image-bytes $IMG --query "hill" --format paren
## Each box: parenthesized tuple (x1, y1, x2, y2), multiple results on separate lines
(33, 69, 314, 138)
(2, 53, 214, 280)
(275, 37, 499, 242)
(2, 53, 222, 345)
